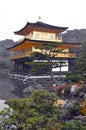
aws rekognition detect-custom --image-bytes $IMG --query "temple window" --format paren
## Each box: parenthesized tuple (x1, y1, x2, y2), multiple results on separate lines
(56, 33, 62, 41)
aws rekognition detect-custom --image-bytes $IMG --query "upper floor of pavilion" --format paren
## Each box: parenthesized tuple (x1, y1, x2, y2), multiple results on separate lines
(14, 17, 68, 42)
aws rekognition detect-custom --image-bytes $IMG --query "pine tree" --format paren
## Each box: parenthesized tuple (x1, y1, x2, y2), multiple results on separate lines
(77, 43, 86, 80)
(66, 43, 86, 81)
(26, 41, 66, 85)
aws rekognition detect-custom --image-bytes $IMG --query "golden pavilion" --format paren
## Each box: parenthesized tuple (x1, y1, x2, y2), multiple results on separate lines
(8, 18, 80, 72)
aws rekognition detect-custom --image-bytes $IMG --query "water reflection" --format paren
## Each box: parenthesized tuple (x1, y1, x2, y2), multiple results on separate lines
(0, 75, 18, 101)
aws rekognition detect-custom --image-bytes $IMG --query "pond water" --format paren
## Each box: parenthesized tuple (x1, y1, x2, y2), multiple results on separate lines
(0, 76, 18, 101)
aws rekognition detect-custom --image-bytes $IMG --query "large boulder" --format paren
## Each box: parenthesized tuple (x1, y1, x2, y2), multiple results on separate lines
(0, 99, 9, 111)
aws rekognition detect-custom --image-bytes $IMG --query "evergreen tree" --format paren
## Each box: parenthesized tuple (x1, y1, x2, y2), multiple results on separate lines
(26, 41, 67, 85)
(0, 90, 63, 130)
(66, 43, 86, 82)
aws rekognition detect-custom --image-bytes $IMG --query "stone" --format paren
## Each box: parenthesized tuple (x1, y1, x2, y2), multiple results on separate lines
(23, 86, 33, 93)
(70, 84, 78, 95)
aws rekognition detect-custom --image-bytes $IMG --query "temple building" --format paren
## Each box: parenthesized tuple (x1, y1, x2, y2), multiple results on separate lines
(8, 18, 80, 73)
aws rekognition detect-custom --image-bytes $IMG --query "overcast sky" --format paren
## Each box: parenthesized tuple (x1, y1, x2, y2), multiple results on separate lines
(0, 0, 86, 41)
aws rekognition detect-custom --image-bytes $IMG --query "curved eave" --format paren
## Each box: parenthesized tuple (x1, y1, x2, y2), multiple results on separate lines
(7, 39, 81, 51)
(58, 43, 81, 49)
(14, 22, 68, 35)
(7, 39, 41, 51)
(7, 39, 61, 51)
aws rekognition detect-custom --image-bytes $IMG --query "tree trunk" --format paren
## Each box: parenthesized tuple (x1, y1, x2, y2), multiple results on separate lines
(49, 66, 61, 86)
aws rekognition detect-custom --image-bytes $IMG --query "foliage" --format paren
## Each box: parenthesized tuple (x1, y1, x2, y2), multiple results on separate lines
(26, 41, 66, 85)
(66, 101, 81, 116)
(62, 120, 86, 130)
(66, 43, 86, 82)
(0, 90, 64, 130)
(0, 90, 86, 129)
(65, 72, 79, 82)
(61, 100, 82, 121)
(25, 61, 49, 74)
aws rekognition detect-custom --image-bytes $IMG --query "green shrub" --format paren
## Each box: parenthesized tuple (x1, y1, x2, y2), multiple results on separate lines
(62, 120, 86, 130)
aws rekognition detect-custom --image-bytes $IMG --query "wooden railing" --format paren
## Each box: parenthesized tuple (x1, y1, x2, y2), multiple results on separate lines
(10, 51, 31, 60)
(10, 51, 76, 60)
(56, 53, 76, 58)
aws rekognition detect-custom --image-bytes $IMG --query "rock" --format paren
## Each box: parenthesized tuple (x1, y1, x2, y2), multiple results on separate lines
(62, 99, 70, 109)
(74, 115, 86, 122)
(83, 93, 86, 98)
(70, 84, 78, 95)
(0, 99, 9, 111)
(23, 86, 33, 93)
(79, 92, 85, 98)
(54, 99, 66, 107)
(34, 84, 43, 89)
(61, 89, 65, 95)
(10, 124, 17, 129)
(22, 86, 34, 97)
